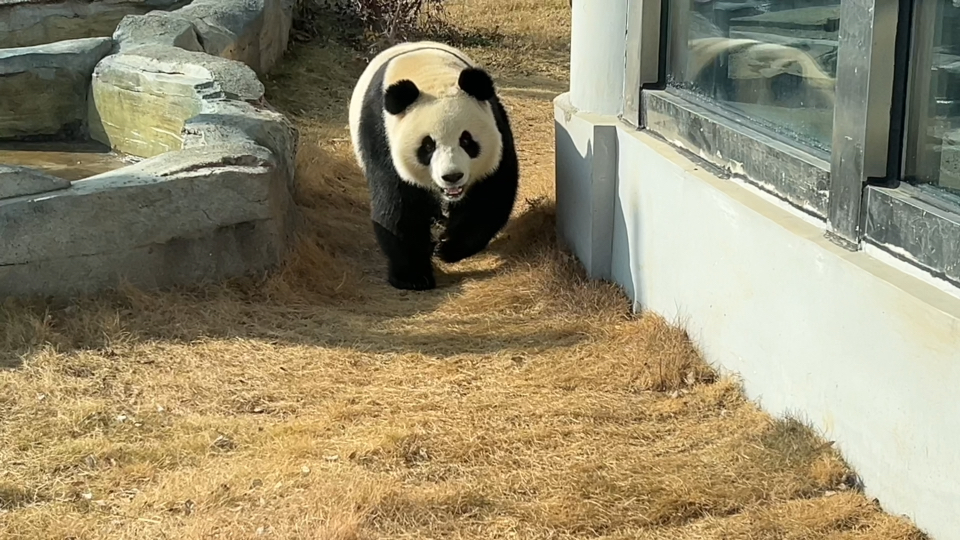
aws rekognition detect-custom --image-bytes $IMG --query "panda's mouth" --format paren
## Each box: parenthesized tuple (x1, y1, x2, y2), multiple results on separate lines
(442, 186, 465, 201)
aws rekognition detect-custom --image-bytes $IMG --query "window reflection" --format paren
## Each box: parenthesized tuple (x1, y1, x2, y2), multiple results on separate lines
(667, 0, 840, 151)
(905, 0, 960, 199)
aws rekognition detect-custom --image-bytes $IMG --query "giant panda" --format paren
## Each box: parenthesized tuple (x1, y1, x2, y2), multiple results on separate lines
(348, 41, 518, 291)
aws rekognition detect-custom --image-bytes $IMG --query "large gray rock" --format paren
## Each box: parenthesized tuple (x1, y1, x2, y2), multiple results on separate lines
(174, 0, 262, 67)
(172, 0, 294, 74)
(0, 165, 71, 200)
(0, 142, 290, 268)
(0, 0, 299, 298)
(113, 11, 204, 52)
(182, 99, 298, 187)
(0, 0, 187, 49)
(0, 217, 288, 297)
(87, 44, 266, 157)
(0, 37, 114, 140)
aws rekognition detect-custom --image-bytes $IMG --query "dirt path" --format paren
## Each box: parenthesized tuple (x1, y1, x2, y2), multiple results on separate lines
(0, 1, 925, 538)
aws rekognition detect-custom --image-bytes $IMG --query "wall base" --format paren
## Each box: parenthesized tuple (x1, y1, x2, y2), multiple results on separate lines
(555, 92, 960, 540)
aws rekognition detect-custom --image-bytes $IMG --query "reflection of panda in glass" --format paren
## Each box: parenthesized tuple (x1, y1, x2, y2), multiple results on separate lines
(348, 41, 519, 291)
(682, 37, 836, 110)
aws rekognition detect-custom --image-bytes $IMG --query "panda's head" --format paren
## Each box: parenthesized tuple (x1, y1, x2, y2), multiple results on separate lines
(382, 66, 503, 203)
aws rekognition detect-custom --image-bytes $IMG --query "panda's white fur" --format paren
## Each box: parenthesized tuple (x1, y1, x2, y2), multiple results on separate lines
(348, 41, 503, 202)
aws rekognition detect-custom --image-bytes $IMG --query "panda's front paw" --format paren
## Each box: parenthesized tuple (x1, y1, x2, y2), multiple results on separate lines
(387, 269, 436, 291)
(437, 238, 485, 264)
(436, 239, 468, 264)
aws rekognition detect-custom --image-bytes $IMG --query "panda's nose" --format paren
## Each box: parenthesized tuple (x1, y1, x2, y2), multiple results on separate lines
(442, 172, 464, 184)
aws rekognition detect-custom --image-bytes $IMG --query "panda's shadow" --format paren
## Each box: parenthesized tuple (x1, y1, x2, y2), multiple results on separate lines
(432, 268, 499, 287)
(366, 198, 585, 356)
(485, 197, 557, 261)
(268, 140, 583, 357)
(346, 265, 585, 359)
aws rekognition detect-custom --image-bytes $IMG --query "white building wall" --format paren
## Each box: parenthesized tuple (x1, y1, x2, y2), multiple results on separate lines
(556, 95, 960, 540)
(569, 0, 628, 116)
(555, 3, 960, 539)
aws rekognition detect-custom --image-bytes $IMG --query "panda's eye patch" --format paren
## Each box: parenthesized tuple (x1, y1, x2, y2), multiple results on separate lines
(459, 131, 480, 159)
(417, 136, 436, 166)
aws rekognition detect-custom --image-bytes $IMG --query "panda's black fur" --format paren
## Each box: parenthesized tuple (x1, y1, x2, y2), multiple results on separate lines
(353, 44, 519, 291)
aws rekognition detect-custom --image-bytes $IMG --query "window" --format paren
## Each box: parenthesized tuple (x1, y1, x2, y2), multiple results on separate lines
(666, 0, 840, 152)
(903, 0, 960, 201)
(629, 0, 960, 286)
(859, 0, 960, 284)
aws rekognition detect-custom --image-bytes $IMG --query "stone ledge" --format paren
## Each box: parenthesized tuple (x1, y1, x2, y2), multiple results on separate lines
(168, 0, 294, 74)
(0, 0, 188, 49)
(0, 37, 114, 139)
(182, 99, 298, 186)
(0, 143, 283, 266)
(108, 0, 295, 75)
(0, 218, 287, 297)
(0, 164, 71, 199)
(113, 10, 204, 52)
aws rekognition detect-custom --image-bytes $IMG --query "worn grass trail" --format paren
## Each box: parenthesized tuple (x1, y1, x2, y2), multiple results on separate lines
(0, 1, 925, 538)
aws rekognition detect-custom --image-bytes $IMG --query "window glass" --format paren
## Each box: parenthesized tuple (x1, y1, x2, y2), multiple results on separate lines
(904, 0, 960, 200)
(666, 0, 840, 151)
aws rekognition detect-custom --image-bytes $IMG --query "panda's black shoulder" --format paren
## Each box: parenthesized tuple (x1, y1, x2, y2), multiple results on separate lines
(487, 92, 516, 150)
(485, 91, 517, 172)
(357, 61, 390, 163)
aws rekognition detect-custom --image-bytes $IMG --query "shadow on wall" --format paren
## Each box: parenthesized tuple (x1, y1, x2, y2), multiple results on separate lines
(554, 112, 635, 301)
(554, 118, 593, 271)
(610, 138, 636, 308)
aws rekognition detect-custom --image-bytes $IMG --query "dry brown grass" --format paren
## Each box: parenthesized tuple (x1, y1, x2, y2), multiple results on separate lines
(0, 0, 927, 538)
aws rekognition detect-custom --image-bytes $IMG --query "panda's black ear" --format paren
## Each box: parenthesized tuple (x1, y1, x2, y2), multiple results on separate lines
(384, 80, 420, 115)
(458, 68, 495, 102)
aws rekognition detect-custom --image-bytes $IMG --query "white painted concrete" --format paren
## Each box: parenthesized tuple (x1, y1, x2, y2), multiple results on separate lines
(555, 94, 960, 540)
(569, 0, 627, 116)
(553, 94, 618, 280)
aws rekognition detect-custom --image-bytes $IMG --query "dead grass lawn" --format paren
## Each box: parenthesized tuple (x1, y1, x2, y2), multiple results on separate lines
(0, 0, 927, 538)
